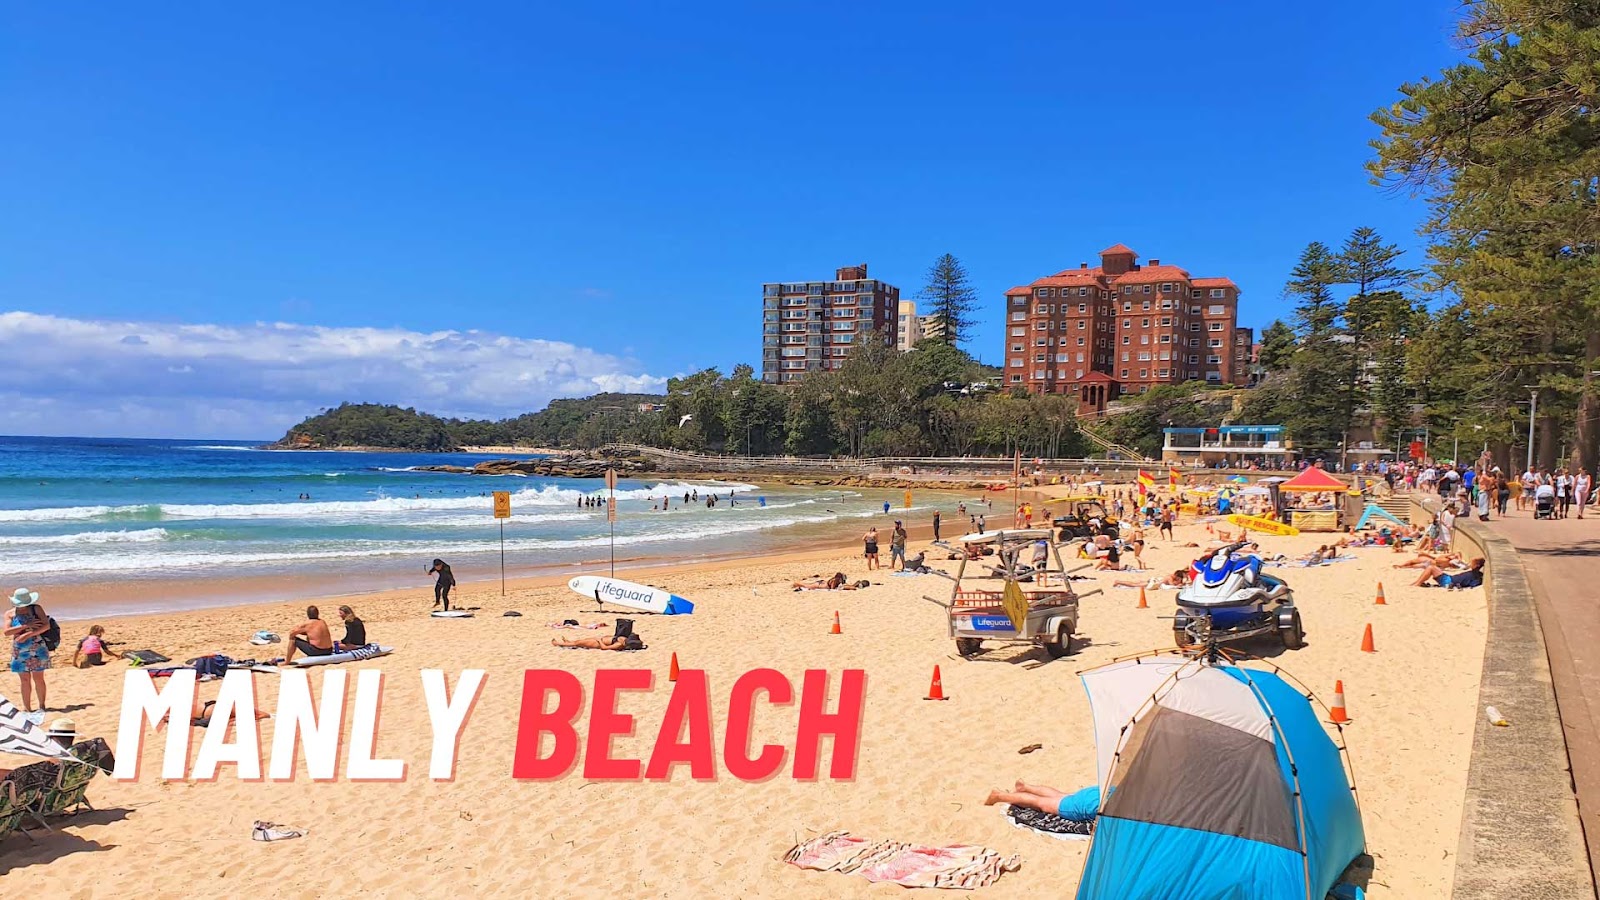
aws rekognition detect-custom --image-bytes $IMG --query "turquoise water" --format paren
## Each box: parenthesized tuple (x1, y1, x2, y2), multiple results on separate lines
(0, 436, 923, 588)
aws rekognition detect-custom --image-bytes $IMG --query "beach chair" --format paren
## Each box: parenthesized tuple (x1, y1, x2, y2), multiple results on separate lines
(0, 762, 56, 833)
(0, 780, 30, 844)
(38, 752, 98, 818)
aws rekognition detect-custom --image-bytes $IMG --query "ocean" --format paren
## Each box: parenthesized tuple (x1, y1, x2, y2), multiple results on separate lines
(0, 436, 944, 614)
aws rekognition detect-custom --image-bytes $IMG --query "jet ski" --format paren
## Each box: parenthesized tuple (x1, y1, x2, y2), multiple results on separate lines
(1173, 541, 1303, 650)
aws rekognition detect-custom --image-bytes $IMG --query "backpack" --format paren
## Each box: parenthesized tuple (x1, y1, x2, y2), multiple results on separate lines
(623, 634, 646, 651)
(613, 619, 635, 639)
(39, 612, 61, 653)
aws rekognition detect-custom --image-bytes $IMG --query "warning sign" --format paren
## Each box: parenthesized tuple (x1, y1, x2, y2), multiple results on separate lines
(492, 491, 511, 519)
(1001, 579, 1029, 633)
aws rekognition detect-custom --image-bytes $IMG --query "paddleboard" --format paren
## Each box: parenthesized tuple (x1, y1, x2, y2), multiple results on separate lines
(431, 610, 474, 618)
(568, 575, 695, 615)
(295, 646, 394, 666)
(1226, 513, 1300, 537)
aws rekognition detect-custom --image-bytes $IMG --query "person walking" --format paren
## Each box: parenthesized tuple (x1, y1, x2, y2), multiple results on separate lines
(1577, 469, 1593, 520)
(890, 521, 908, 571)
(429, 558, 456, 611)
(6, 588, 51, 716)
(1496, 470, 1511, 516)
(1557, 469, 1573, 519)
(932, 510, 942, 542)
(862, 527, 880, 570)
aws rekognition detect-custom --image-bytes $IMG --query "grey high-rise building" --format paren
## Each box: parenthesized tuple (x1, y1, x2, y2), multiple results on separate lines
(761, 264, 900, 384)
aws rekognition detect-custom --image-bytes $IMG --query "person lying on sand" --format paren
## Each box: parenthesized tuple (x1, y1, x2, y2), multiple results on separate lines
(1114, 569, 1190, 590)
(1093, 545, 1122, 570)
(983, 780, 1097, 820)
(1393, 551, 1462, 570)
(157, 674, 273, 730)
(1300, 546, 1335, 565)
(1414, 557, 1485, 589)
(792, 573, 869, 591)
(551, 635, 643, 650)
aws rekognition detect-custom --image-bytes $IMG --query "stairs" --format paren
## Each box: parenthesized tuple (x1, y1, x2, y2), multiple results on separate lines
(1074, 417, 1152, 462)
(1370, 494, 1413, 522)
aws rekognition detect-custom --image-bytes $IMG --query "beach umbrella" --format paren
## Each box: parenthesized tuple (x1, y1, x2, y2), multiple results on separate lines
(0, 694, 73, 761)
(1228, 475, 1249, 483)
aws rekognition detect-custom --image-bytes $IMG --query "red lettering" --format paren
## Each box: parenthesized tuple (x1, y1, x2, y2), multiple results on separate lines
(724, 668, 792, 781)
(511, 670, 584, 780)
(792, 669, 865, 780)
(582, 668, 652, 780)
(644, 669, 715, 780)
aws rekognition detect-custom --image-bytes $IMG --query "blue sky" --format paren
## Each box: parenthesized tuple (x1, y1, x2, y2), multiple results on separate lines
(0, 2, 1465, 438)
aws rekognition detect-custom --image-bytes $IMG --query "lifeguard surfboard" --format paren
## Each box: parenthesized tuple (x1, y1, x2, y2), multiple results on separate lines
(1226, 513, 1300, 536)
(568, 575, 695, 615)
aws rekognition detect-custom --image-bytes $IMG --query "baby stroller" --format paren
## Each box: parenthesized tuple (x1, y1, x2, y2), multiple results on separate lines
(1535, 491, 1556, 520)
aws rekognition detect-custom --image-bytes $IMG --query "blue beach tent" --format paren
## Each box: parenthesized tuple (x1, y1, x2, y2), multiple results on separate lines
(1077, 657, 1364, 899)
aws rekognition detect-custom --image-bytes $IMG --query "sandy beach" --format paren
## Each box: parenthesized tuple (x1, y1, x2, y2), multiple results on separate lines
(0, 500, 1487, 897)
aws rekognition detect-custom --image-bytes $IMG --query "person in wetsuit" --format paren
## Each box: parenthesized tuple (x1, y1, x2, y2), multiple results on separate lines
(430, 559, 456, 610)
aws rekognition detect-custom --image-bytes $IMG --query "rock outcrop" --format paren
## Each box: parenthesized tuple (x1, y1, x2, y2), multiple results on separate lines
(413, 454, 655, 478)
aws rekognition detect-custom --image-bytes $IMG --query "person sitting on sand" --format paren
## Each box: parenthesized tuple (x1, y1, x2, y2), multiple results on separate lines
(551, 634, 643, 650)
(983, 780, 1098, 820)
(72, 625, 122, 668)
(1094, 544, 1122, 571)
(1414, 556, 1486, 589)
(794, 572, 848, 591)
(279, 606, 334, 665)
(336, 605, 366, 650)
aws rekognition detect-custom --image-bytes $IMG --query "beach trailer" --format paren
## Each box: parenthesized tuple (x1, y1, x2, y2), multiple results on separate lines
(1075, 656, 1365, 900)
(944, 529, 1078, 658)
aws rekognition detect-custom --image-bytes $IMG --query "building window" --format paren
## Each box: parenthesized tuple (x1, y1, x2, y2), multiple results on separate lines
(1036, 288, 1047, 297)
(1142, 285, 1151, 294)
(1011, 374, 1023, 383)
(1078, 287, 1089, 296)
(1142, 318, 1150, 327)
(1159, 334, 1171, 343)
(1189, 354, 1199, 364)
(1208, 304, 1225, 315)
(1011, 296, 1027, 306)
(1078, 303, 1087, 312)
(1139, 369, 1149, 378)
(1076, 336, 1085, 345)
(1123, 301, 1133, 310)
(1160, 317, 1171, 326)
(1010, 359, 1024, 368)
(1121, 335, 1130, 345)
(1123, 287, 1133, 296)
(1210, 289, 1226, 298)
(1011, 327, 1025, 336)
(1159, 368, 1170, 377)
(1140, 335, 1149, 345)
(1206, 371, 1222, 382)
(1161, 283, 1173, 293)
(1075, 368, 1084, 378)
(1120, 368, 1129, 378)
(1209, 322, 1224, 331)
(1138, 352, 1151, 361)
(1209, 338, 1224, 348)
(1077, 321, 1086, 330)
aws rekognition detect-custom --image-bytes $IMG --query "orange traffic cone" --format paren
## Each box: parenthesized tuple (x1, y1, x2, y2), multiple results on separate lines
(1375, 582, 1386, 606)
(1329, 680, 1351, 724)
(830, 611, 842, 635)
(926, 665, 948, 701)
(668, 652, 680, 682)
(1137, 585, 1149, 609)
(1360, 623, 1375, 653)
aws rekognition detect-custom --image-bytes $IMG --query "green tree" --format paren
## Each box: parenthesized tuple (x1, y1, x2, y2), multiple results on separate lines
(1257, 320, 1296, 375)
(918, 253, 979, 347)
(1283, 242, 1353, 453)
(1370, 0, 1600, 471)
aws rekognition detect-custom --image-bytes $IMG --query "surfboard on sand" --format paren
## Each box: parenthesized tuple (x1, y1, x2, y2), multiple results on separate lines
(1226, 513, 1300, 536)
(568, 575, 695, 615)
(295, 646, 395, 666)
(430, 610, 474, 618)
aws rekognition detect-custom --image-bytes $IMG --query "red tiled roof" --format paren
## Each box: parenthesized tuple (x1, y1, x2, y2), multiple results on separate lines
(1191, 277, 1237, 289)
(1110, 264, 1192, 284)
(1051, 265, 1106, 278)
(1100, 243, 1138, 257)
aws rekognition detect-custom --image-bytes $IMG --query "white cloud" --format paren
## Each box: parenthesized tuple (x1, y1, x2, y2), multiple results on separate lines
(0, 312, 667, 439)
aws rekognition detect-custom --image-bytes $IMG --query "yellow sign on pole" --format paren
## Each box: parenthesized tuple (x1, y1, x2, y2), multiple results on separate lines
(492, 491, 511, 519)
(1001, 578, 1029, 633)
(903, 490, 913, 509)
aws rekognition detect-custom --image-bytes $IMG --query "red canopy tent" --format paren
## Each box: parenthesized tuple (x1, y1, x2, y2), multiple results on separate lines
(1277, 466, 1348, 492)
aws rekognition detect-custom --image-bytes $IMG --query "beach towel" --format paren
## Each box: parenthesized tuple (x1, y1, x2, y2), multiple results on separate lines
(124, 650, 171, 666)
(1005, 805, 1095, 842)
(784, 833, 1020, 889)
(855, 843, 1021, 888)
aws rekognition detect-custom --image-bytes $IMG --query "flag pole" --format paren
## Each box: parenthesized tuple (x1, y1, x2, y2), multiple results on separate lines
(500, 519, 505, 597)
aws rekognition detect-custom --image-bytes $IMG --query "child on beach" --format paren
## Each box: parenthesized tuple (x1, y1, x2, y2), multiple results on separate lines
(72, 625, 122, 668)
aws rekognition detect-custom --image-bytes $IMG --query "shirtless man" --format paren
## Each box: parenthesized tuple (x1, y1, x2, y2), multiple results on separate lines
(279, 606, 334, 665)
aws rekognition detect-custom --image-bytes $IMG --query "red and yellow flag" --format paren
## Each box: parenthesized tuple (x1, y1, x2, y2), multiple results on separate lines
(1169, 468, 1182, 486)
(1138, 470, 1155, 496)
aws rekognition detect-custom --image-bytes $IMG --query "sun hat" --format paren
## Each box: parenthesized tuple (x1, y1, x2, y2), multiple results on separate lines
(10, 588, 38, 608)
(47, 717, 75, 738)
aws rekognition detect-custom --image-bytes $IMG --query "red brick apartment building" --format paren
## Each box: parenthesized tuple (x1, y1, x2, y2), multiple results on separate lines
(762, 264, 900, 384)
(1003, 244, 1252, 412)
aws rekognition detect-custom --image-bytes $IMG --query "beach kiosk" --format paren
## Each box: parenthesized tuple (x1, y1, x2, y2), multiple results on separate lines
(944, 529, 1078, 658)
(1277, 466, 1348, 532)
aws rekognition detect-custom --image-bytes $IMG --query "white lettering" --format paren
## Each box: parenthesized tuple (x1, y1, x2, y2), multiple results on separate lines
(421, 669, 486, 780)
(192, 670, 263, 780)
(114, 669, 196, 781)
(346, 670, 405, 781)
(269, 669, 347, 781)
